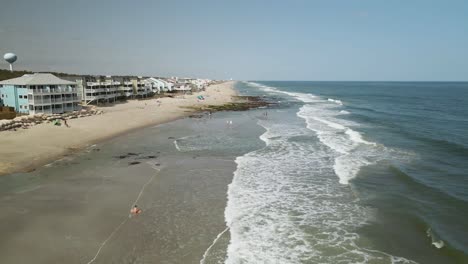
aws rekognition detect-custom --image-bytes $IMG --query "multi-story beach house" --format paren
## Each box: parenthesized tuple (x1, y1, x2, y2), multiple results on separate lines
(0, 73, 80, 115)
(70, 76, 153, 104)
(143, 78, 174, 94)
(132, 78, 152, 98)
(120, 80, 134, 98)
(72, 76, 120, 105)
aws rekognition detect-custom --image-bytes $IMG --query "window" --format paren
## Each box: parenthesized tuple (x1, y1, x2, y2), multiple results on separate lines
(19, 95, 22, 99)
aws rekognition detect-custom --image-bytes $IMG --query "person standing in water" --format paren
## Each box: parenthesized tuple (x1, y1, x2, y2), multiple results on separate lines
(130, 205, 142, 215)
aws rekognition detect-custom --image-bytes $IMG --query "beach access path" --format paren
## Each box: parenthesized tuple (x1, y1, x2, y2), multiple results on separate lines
(0, 81, 237, 176)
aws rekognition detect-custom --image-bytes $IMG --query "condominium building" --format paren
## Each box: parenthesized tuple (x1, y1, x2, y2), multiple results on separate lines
(69, 76, 152, 104)
(132, 78, 152, 98)
(0, 73, 80, 115)
(144, 78, 175, 93)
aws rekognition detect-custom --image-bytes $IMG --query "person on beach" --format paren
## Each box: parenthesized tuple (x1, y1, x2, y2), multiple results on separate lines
(130, 205, 142, 215)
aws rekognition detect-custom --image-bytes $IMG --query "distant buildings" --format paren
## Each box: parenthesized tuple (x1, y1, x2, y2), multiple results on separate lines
(0, 72, 215, 116)
(70, 76, 155, 104)
(0, 73, 80, 115)
(144, 78, 174, 93)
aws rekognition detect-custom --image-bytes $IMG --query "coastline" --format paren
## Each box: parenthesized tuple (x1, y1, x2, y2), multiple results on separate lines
(0, 81, 238, 176)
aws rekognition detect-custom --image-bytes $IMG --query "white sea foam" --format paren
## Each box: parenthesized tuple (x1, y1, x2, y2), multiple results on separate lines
(225, 117, 414, 263)
(298, 104, 383, 184)
(173, 140, 181, 152)
(250, 79, 381, 185)
(224, 82, 416, 263)
(340, 110, 350, 114)
(247, 82, 318, 103)
(427, 228, 445, 249)
(328, 98, 343, 105)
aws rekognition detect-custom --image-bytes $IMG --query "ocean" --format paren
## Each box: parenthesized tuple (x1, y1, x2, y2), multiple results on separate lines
(224, 81, 468, 263)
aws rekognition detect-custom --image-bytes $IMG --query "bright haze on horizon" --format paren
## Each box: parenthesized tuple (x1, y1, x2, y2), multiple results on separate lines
(1, 0, 467, 81)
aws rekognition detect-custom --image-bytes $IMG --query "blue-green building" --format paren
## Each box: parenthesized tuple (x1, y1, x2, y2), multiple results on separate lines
(0, 83, 29, 113)
(0, 73, 80, 114)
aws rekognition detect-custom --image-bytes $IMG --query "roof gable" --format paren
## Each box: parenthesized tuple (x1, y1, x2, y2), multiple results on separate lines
(0, 73, 76, 86)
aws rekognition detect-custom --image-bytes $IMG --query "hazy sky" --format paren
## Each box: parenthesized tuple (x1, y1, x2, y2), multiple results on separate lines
(1, 0, 467, 80)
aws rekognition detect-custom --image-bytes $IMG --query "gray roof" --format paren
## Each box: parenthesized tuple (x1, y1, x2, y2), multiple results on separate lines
(0, 73, 76, 85)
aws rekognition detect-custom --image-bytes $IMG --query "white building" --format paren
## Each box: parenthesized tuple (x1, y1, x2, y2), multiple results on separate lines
(144, 78, 174, 93)
(159, 79, 174, 92)
(120, 81, 134, 98)
(83, 80, 120, 104)
(133, 78, 152, 98)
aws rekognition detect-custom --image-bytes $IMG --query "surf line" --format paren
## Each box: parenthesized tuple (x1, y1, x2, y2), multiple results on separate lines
(86, 167, 160, 264)
(200, 226, 230, 264)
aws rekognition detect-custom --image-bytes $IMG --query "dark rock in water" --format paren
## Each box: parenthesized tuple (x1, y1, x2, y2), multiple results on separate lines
(115, 155, 128, 159)
(154, 163, 160, 166)
(129, 161, 141, 165)
(127, 152, 139, 156)
(168, 137, 175, 139)
(92, 148, 101, 152)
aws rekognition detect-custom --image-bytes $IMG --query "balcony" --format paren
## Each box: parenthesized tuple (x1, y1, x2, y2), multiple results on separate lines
(85, 95, 100, 101)
(28, 88, 77, 94)
(29, 99, 52, 105)
(85, 88, 104, 93)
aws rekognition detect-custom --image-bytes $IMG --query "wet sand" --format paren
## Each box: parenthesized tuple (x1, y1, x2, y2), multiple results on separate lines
(0, 109, 265, 264)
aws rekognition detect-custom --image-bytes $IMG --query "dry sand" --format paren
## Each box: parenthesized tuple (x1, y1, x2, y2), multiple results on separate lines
(0, 81, 237, 176)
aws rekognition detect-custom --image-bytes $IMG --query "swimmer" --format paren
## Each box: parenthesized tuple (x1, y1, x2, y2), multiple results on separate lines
(130, 205, 142, 215)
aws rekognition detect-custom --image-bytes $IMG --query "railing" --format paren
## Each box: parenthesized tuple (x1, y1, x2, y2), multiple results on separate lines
(85, 96, 100, 101)
(29, 99, 52, 105)
(28, 88, 77, 94)
(85, 88, 104, 93)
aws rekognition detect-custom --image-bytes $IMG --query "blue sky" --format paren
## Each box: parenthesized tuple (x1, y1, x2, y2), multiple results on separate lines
(1, 0, 467, 80)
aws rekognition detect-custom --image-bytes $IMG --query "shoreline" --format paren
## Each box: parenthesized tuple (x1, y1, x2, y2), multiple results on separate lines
(0, 81, 238, 176)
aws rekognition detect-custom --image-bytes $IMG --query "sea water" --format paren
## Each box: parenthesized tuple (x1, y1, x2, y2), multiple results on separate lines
(224, 81, 468, 264)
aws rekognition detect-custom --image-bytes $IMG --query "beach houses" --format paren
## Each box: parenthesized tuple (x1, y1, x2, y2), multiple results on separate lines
(71, 76, 153, 104)
(0, 73, 80, 115)
(133, 77, 152, 98)
(72, 76, 120, 104)
(143, 78, 176, 93)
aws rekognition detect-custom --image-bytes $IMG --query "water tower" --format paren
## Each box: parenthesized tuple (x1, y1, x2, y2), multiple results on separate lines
(4, 53, 17, 72)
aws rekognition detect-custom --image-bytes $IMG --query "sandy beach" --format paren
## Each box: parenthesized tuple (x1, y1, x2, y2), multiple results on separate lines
(0, 81, 237, 176)
(0, 106, 265, 264)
